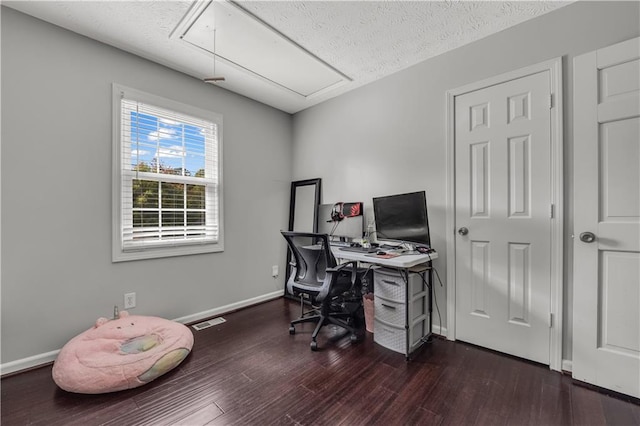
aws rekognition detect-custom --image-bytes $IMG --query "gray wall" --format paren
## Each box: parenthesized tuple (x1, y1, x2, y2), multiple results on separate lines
(291, 1, 640, 362)
(1, 8, 292, 364)
(3, 1, 639, 368)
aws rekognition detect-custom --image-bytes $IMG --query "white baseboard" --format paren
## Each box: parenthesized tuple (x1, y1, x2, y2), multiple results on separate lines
(0, 349, 60, 376)
(432, 324, 448, 338)
(562, 359, 573, 373)
(173, 289, 284, 325)
(0, 290, 284, 377)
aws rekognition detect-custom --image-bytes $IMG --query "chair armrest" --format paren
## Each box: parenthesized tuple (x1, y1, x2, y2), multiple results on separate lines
(326, 261, 357, 273)
(326, 261, 359, 288)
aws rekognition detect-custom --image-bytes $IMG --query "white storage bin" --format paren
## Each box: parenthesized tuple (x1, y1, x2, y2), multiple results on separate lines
(374, 319, 405, 353)
(374, 297, 405, 325)
(373, 267, 430, 356)
(373, 269, 405, 302)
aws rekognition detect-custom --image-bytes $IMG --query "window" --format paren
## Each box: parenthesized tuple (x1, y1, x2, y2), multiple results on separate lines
(113, 84, 223, 261)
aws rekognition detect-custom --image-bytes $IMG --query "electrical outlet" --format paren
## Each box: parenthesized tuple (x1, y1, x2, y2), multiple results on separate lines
(124, 292, 136, 309)
(272, 265, 279, 278)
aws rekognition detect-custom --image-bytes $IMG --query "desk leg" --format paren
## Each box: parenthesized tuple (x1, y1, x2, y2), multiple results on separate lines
(428, 265, 433, 339)
(404, 269, 410, 361)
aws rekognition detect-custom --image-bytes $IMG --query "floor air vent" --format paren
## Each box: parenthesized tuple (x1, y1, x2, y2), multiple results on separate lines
(192, 317, 226, 331)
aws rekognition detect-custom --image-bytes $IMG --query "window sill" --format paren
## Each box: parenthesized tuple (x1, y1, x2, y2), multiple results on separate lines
(112, 242, 224, 262)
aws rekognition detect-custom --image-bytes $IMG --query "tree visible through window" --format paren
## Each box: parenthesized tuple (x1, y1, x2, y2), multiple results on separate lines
(113, 85, 223, 261)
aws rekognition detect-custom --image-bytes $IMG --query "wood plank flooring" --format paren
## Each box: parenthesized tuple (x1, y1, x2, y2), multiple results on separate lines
(2, 297, 639, 425)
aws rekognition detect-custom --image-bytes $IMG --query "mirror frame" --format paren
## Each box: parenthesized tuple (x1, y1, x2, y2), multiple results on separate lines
(285, 178, 322, 290)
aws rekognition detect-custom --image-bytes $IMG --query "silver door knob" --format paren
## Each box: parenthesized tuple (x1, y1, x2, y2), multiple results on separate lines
(579, 232, 596, 243)
(458, 227, 469, 236)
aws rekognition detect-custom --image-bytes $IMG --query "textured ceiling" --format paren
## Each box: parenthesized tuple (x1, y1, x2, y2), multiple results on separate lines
(4, 1, 573, 113)
(241, 1, 566, 82)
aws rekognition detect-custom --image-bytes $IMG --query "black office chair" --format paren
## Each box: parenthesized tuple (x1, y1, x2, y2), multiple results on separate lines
(281, 231, 364, 351)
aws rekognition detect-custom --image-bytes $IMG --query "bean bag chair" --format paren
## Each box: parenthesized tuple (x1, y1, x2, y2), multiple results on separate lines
(52, 311, 193, 394)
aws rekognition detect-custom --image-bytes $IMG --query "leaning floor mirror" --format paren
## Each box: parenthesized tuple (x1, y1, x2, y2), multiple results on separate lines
(285, 178, 322, 292)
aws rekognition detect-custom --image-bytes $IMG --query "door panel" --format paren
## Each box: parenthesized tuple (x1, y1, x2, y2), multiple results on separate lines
(471, 142, 489, 217)
(508, 135, 530, 217)
(455, 71, 552, 364)
(600, 252, 640, 354)
(508, 242, 530, 326)
(573, 37, 640, 398)
(601, 118, 640, 219)
(471, 241, 490, 317)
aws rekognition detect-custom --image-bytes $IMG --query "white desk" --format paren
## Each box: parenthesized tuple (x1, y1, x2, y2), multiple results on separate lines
(332, 246, 437, 359)
(331, 247, 437, 268)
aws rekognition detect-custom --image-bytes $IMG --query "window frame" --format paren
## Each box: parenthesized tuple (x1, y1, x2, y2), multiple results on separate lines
(112, 84, 224, 262)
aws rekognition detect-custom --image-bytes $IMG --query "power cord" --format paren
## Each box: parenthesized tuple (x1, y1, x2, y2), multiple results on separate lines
(330, 220, 340, 236)
(418, 268, 443, 337)
(360, 264, 376, 295)
(402, 269, 441, 345)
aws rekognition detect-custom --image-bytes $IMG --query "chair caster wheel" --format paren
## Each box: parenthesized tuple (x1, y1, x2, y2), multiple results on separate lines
(350, 333, 360, 343)
(310, 341, 318, 351)
(289, 326, 296, 335)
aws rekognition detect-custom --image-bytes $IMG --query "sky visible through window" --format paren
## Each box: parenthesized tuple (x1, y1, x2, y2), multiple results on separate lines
(130, 111, 206, 176)
(116, 91, 221, 257)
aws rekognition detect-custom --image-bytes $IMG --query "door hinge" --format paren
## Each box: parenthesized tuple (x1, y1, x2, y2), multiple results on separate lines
(548, 93, 553, 109)
(550, 204, 555, 218)
(549, 313, 553, 328)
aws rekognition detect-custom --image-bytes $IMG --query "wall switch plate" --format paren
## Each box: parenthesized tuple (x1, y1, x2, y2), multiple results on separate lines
(124, 292, 136, 309)
(272, 265, 279, 278)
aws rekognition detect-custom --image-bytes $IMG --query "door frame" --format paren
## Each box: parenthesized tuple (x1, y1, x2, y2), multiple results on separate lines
(445, 58, 564, 371)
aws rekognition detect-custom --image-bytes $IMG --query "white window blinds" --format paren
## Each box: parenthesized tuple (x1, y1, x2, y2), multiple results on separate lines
(114, 86, 223, 260)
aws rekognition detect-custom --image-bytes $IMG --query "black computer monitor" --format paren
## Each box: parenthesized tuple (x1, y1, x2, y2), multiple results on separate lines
(372, 191, 431, 247)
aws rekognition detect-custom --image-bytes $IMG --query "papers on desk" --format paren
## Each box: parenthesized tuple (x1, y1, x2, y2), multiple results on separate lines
(366, 253, 399, 259)
(365, 249, 421, 258)
(365, 249, 412, 259)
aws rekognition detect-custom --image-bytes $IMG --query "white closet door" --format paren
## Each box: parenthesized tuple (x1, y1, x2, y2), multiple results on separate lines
(573, 37, 640, 399)
(455, 71, 552, 364)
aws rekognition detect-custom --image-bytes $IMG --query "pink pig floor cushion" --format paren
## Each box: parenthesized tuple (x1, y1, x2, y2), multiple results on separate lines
(52, 311, 193, 394)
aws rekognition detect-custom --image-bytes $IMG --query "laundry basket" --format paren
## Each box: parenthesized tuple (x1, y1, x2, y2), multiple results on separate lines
(363, 294, 374, 333)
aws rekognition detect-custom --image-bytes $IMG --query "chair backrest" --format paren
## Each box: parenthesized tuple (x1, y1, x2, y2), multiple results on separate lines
(281, 232, 337, 288)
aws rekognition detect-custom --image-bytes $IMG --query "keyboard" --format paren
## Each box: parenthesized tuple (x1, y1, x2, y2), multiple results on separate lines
(329, 241, 351, 247)
(338, 246, 378, 253)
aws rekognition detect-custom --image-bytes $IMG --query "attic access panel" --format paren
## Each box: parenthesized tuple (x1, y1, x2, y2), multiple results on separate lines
(174, 0, 351, 98)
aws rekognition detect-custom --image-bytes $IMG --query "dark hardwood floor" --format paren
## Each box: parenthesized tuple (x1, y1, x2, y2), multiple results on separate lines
(2, 297, 639, 425)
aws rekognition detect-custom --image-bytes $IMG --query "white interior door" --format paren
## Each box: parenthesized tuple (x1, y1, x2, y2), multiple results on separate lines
(454, 71, 552, 364)
(572, 37, 640, 399)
